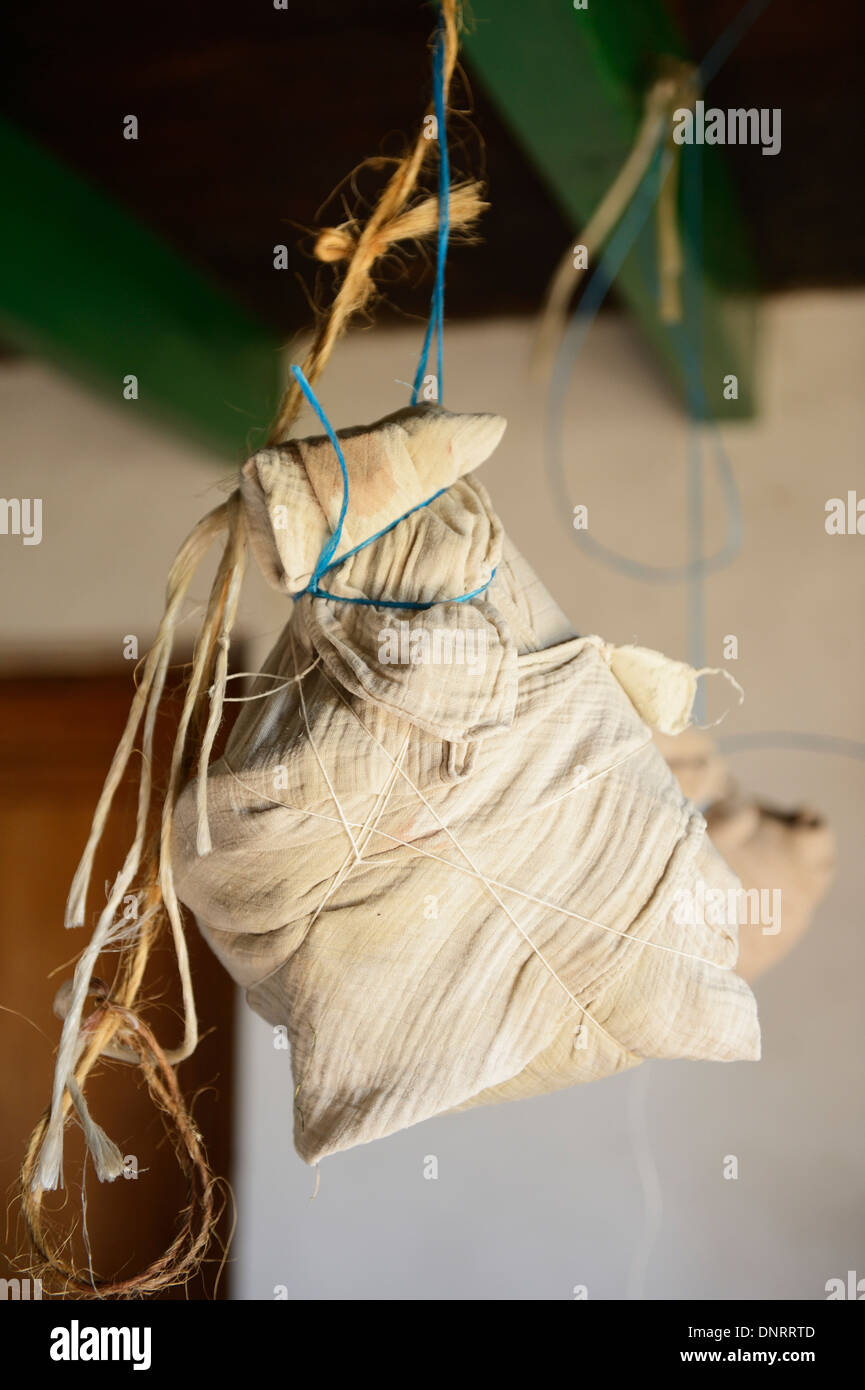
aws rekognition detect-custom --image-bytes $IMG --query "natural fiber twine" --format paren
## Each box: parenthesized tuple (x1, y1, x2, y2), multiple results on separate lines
(21, 1000, 226, 1300)
(266, 0, 483, 445)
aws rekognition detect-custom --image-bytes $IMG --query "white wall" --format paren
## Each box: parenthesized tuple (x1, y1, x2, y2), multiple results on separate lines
(2, 293, 863, 1299)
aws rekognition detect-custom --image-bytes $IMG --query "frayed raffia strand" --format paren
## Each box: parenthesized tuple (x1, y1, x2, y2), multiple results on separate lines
(215, 658, 321, 703)
(266, 0, 481, 444)
(30, 494, 244, 1206)
(20, 1003, 222, 1299)
(531, 61, 697, 376)
(195, 497, 247, 854)
(23, 0, 472, 1288)
(65, 1079, 126, 1184)
(62, 502, 232, 934)
(47, 979, 125, 1183)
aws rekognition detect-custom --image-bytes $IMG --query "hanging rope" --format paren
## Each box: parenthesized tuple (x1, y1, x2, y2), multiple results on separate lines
(410, 11, 451, 405)
(267, 0, 484, 446)
(532, 58, 696, 375)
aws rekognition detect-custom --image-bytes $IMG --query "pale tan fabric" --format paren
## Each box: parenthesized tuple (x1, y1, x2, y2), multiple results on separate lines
(173, 405, 759, 1165)
(241, 407, 507, 595)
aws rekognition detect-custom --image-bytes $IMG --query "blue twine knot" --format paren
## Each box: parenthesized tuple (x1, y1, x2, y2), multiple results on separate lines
(292, 15, 494, 613)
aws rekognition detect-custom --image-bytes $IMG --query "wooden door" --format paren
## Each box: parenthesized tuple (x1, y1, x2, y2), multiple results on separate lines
(0, 671, 236, 1299)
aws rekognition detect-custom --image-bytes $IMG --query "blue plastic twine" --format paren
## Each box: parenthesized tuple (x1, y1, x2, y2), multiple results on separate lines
(289, 19, 492, 612)
(411, 12, 450, 406)
(292, 365, 495, 610)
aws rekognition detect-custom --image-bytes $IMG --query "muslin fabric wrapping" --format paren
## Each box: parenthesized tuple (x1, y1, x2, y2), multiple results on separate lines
(173, 405, 759, 1164)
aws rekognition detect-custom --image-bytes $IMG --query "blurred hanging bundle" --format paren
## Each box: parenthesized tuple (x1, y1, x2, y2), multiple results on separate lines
(20, 0, 757, 1296)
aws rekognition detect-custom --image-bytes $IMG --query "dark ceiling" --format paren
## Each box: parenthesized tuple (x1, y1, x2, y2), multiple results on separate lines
(4, 0, 864, 338)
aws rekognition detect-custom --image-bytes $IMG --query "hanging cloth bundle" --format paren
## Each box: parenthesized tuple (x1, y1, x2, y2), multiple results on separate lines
(173, 390, 759, 1166)
(21, 0, 756, 1294)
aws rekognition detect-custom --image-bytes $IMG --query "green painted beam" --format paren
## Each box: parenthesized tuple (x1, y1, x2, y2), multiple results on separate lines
(462, 0, 757, 417)
(0, 120, 281, 457)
